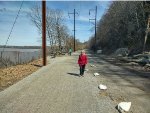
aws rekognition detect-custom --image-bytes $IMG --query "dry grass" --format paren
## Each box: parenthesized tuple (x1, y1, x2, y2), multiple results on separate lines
(0, 59, 42, 91)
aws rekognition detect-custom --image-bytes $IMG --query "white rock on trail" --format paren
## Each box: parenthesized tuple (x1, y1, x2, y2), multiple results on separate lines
(98, 84, 107, 90)
(117, 102, 131, 112)
(94, 73, 100, 76)
(90, 64, 96, 67)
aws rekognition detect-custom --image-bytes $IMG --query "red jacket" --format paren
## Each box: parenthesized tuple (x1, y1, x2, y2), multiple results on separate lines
(78, 54, 88, 65)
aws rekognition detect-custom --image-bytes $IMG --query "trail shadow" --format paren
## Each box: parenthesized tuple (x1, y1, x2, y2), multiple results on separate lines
(67, 73, 79, 77)
(87, 51, 150, 79)
(32, 64, 43, 67)
(115, 106, 121, 113)
(87, 50, 150, 93)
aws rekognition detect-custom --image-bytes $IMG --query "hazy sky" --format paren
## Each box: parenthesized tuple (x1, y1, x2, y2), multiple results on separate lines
(0, 1, 111, 46)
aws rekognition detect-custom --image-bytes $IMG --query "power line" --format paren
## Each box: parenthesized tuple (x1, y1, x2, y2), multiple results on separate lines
(68, 9, 79, 52)
(1, 1, 24, 66)
(89, 6, 97, 50)
(2, 1, 24, 53)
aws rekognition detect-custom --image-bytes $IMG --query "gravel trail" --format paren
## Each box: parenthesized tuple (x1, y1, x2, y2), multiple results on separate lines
(0, 51, 149, 113)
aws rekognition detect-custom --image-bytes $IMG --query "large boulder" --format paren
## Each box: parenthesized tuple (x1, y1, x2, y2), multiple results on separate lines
(137, 56, 150, 66)
(97, 50, 102, 54)
(117, 102, 131, 112)
(128, 47, 143, 57)
(132, 54, 150, 66)
(114, 48, 129, 57)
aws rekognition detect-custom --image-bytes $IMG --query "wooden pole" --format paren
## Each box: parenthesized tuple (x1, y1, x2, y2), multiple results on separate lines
(74, 9, 76, 52)
(42, 0, 46, 66)
(95, 6, 97, 52)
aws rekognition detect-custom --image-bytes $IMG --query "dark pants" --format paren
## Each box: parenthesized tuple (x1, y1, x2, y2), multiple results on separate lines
(69, 52, 71, 56)
(80, 65, 85, 75)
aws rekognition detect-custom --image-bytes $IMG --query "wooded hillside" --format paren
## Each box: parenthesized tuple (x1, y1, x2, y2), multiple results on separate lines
(88, 1, 150, 54)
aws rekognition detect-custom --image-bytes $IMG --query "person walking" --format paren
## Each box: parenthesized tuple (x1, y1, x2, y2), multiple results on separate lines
(69, 48, 72, 56)
(78, 50, 88, 77)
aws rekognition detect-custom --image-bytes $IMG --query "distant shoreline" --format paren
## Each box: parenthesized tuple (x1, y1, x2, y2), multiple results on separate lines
(0, 46, 41, 49)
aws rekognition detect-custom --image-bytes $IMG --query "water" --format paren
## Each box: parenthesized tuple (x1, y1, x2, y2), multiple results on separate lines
(0, 48, 42, 67)
(0, 48, 40, 52)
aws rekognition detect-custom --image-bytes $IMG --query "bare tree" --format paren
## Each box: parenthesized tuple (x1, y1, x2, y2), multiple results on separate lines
(29, 4, 84, 54)
(29, 5, 69, 53)
(89, 1, 148, 54)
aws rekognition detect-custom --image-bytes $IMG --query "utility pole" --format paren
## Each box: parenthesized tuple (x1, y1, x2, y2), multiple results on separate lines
(89, 6, 97, 52)
(68, 9, 78, 52)
(42, 0, 46, 66)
